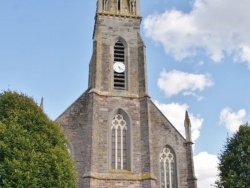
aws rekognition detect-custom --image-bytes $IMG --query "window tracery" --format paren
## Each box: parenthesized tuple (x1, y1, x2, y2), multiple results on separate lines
(111, 114, 127, 169)
(160, 147, 177, 188)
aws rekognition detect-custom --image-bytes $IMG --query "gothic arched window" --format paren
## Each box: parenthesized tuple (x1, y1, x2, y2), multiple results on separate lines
(113, 40, 126, 90)
(160, 146, 177, 188)
(110, 109, 131, 170)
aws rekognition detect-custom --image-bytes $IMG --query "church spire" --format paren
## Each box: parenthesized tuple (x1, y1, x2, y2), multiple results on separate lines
(184, 110, 192, 142)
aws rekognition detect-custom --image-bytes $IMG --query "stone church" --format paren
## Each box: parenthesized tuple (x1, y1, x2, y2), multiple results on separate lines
(56, 0, 197, 187)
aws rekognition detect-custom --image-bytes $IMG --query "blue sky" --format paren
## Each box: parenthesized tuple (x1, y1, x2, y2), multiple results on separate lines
(1, 0, 250, 187)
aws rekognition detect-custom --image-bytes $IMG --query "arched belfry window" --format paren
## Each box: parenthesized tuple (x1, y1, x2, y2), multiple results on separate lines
(110, 109, 131, 170)
(113, 40, 126, 90)
(160, 146, 177, 188)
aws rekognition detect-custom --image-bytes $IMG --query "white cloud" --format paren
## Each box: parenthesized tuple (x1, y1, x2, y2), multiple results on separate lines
(194, 152, 219, 188)
(219, 107, 246, 133)
(153, 101, 203, 142)
(158, 69, 213, 97)
(237, 46, 250, 68)
(143, 0, 250, 67)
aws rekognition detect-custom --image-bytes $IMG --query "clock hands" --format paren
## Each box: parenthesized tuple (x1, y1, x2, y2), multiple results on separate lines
(113, 62, 125, 73)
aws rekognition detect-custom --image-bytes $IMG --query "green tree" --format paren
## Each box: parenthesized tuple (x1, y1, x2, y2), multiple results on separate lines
(0, 91, 77, 188)
(215, 123, 250, 188)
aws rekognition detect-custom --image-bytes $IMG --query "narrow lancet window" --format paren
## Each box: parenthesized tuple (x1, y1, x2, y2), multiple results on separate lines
(160, 147, 177, 188)
(129, 0, 136, 15)
(117, 0, 121, 12)
(103, 0, 108, 11)
(111, 114, 127, 170)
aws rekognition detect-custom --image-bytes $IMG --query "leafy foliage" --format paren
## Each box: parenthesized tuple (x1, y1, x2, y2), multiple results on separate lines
(215, 123, 250, 188)
(0, 91, 77, 187)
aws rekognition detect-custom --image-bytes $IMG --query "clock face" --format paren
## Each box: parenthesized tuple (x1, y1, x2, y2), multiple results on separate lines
(113, 62, 125, 73)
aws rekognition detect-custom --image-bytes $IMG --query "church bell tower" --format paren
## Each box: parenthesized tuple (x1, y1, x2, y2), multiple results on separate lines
(57, 0, 197, 187)
(89, 0, 147, 98)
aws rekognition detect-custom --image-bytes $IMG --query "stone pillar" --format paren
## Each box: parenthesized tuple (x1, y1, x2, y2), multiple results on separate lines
(184, 111, 192, 142)
(184, 111, 197, 188)
(136, 0, 140, 15)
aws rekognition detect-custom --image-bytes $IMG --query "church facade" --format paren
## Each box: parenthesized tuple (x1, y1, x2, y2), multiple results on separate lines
(56, 0, 197, 187)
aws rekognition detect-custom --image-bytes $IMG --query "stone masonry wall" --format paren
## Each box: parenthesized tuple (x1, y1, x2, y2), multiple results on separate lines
(57, 92, 196, 187)
(148, 101, 194, 188)
(56, 91, 93, 187)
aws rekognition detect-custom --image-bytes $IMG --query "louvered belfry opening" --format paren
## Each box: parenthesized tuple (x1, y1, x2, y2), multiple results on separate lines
(114, 41, 126, 90)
